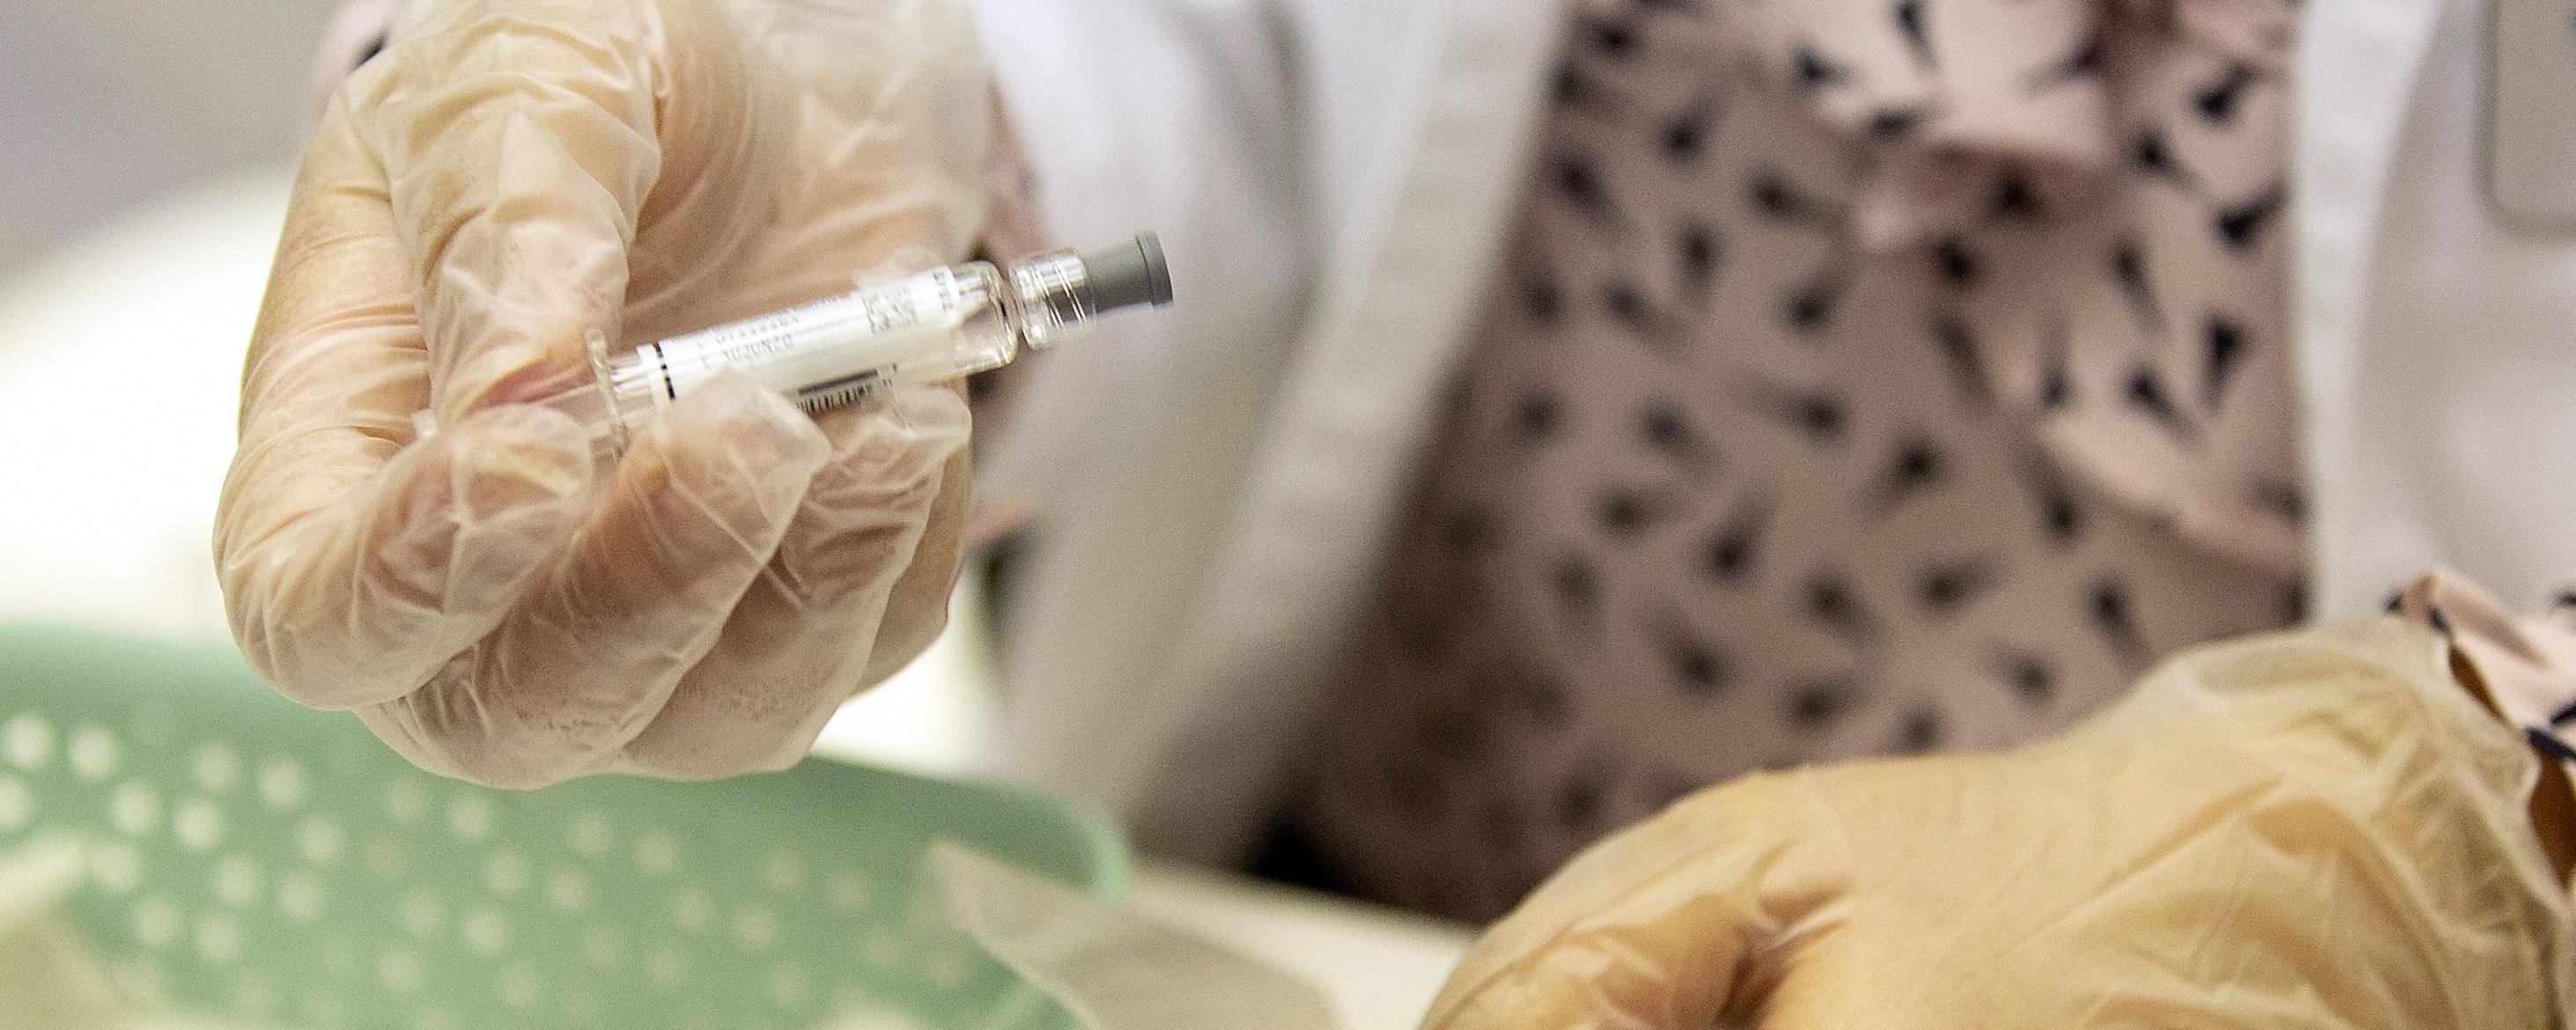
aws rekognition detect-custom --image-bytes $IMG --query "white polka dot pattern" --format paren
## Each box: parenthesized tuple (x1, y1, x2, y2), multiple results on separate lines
(0, 661, 1107, 1030)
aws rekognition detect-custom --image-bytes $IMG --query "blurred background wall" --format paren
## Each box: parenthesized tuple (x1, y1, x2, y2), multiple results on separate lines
(0, 0, 339, 275)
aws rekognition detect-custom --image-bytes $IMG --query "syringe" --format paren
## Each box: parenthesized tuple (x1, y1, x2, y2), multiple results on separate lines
(529, 232, 1171, 456)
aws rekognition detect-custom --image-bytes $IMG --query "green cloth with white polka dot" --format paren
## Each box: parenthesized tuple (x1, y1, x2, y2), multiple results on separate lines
(0, 624, 1128, 1030)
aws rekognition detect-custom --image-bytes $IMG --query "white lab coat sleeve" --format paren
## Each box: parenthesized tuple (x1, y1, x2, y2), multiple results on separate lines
(963, 0, 1317, 524)
(961, 0, 1334, 820)
(959, 0, 1561, 857)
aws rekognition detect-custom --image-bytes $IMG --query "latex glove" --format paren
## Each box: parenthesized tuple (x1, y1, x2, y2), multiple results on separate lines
(216, 0, 989, 787)
(1424, 616, 2576, 1028)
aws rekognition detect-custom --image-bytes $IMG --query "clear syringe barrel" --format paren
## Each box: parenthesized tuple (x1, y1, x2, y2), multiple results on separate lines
(545, 232, 1170, 458)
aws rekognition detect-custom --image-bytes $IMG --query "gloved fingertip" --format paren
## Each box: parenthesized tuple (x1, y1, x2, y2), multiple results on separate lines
(444, 404, 598, 519)
(810, 383, 971, 477)
(650, 372, 833, 484)
(882, 380, 972, 438)
(441, 341, 593, 418)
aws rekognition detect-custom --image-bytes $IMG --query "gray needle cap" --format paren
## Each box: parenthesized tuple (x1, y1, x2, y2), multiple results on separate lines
(1080, 232, 1174, 313)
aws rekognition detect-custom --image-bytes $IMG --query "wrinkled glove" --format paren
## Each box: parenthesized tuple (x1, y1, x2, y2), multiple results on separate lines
(1425, 616, 2576, 1029)
(217, 0, 990, 787)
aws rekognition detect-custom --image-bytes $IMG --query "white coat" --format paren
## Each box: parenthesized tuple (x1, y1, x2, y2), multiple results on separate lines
(970, 0, 2576, 863)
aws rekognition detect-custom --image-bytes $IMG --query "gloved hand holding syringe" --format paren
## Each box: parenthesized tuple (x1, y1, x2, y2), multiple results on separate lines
(218, 0, 1163, 791)
(417, 234, 1174, 456)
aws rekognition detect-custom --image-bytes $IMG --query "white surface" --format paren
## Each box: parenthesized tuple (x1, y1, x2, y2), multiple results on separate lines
(0, 168, 282, 643)
(1126, 863, 1472, 1030)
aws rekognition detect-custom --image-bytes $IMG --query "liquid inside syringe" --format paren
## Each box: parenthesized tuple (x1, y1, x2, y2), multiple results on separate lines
(540, 232, 1170, 456)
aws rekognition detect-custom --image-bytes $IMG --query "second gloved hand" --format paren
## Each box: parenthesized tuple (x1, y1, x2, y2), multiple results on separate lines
(1424, 616, 2575, 1029)
(216, 0, 990, 786)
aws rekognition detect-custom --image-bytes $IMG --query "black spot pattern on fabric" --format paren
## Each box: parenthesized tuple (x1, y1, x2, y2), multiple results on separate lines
(2130, 126, 2198, 188)
(1553, 555, 1600, 622)
(1703, 495, 1771, 585)
(2026, 31, 2105, 91)
(1553, 63, 1615, 114)
(1988, 173, 2045, 221)
(1895, 705, 1945, 753)
(2089, 578, 2149, 666)
(2111, 239, 2165, 335)
(2427, 604, 2454, 636)
(1515, 392, 1561, 444)
(1747, 382, 1848, 443)
(1871, 435, 1950, 512)
(1663, 91, 1722, 165)
(1641, 404, 1690, 452)
(1803, 572, 1882, 643)
(1785, 268, 1849, 333)
(1557, 754, 1617, 830)
(357, 32, 388, 68)
(1748, 171, 1835, 225)
(1290, 4, 2319, 918)
(1596, 489, 1669, 537)
(1999, 651, 2056, 706)
(1637, 403, 1717, 473)
(1795, 393, 1846, 439)
(1655, 623, 1731, 696)
(2383, 591, 2405, 614)
(1867, 107, 1928, 139)
(1588, 18, 1639, 56)
(1554, 155, 1617, 221)
(1932, 317, 1991, 404)
(2250, 479, 2304, 524)
(1664, 121, 1707, 161)
(2203, 314, 2248, 407)
(1916, 555, 2001, 615)
(2039, 318, 2074, 409)
(2026, 460, 2085, 544)
(1522, 276, 1563, 325)
(1894, 0, 1933, 65)
(1677, 223, 1721, 293)
(1932, 237, 1982, 289)
(1786, 676, 1862, 732)
(1442, 508, 1496, 554)
(2215, 185, 2284, 252)
(1793, 47, 1849, 90)
(2555, 590, 2576, 612)
(1752, 173, 1798, 216)
(2044, 489, 2082, 541)
(2194, 64, 2259, 125)
(2123, 365, 2198, 442)
(1603, 283, 1655, 332)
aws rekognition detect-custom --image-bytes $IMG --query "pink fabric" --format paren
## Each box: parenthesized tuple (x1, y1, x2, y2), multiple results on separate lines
(1288, 0, 2307, 921)
(1738, 0, 2305, 571)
